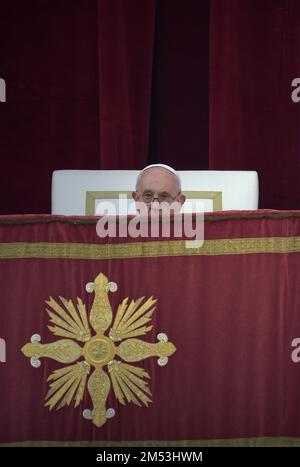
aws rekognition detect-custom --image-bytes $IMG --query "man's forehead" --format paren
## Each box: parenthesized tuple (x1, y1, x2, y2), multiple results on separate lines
(140, 167, 176, 183)
(135, 163, 181, 193)
(139, 168, 178, 193)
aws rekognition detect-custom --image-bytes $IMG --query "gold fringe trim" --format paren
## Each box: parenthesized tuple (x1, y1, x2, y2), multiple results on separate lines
(0, 237, 300, 260)
(1, 437, 300, 447)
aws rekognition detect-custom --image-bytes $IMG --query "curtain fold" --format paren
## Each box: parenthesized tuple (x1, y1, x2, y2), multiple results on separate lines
(97, 0, 156, 169)
(0, 0, 100, 215)
(1, 0, 300, 213)
(209, 0, 300, 209)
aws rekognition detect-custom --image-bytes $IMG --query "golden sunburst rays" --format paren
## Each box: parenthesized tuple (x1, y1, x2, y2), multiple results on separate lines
(21, 272, 176, 428)
(108, 361, 152, 407)
(45, 361, 90, 410)
(46, 296, 91, 342)
(109, 296, 156, 342)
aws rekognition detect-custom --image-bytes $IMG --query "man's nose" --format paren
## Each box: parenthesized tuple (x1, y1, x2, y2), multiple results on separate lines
(150, 199, 160, 211)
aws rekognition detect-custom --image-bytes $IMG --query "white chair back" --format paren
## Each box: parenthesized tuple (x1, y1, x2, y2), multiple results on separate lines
(51, 170, 259, 215)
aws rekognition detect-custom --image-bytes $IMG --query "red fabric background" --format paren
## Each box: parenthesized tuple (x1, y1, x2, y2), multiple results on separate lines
(1, 211, 300, 443)
(1, 0, 300, 213)
(0, 0, 100, 214)
(209, 0, 300, 210)
(98, 0, 156, 169)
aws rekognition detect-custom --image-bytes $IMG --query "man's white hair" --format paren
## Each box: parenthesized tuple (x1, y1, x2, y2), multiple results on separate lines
(135, 163, 182, 191)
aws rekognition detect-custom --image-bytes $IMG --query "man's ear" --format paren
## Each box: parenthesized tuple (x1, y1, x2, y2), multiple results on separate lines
(178, 194, 186, 205)
(132, 191, 139, 201)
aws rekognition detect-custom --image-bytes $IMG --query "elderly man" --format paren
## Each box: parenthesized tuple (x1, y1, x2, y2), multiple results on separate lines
(132, 164, 186, 211)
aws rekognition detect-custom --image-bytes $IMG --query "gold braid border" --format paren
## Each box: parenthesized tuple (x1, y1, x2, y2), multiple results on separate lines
(1, 437, 300, 447)
(1, 237, 300, 260)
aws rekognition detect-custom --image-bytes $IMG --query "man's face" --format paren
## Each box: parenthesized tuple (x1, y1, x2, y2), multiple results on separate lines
(132, 167, 185, 212)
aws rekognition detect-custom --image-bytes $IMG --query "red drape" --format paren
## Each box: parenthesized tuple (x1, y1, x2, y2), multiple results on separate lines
(1, 0, 300, 214)
(97, 0, 156, 169)
(1, 211, 300, 445)
(0, 0, 210, 215)
(0, 0, 100, 214)
(209, 0, 300, 209)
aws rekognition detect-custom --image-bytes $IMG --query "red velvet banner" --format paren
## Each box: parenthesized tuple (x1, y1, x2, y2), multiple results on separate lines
(1, 210, 300, 446)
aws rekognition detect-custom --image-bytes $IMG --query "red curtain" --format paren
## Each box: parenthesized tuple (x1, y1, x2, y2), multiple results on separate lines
(1, 211, 300, 445)
(1, 0, 300, 214)
(0, 0, 209, 215)
(209, 0, 300, 209)
(0, 1, 100, 215)
(97, 0, 156, 169)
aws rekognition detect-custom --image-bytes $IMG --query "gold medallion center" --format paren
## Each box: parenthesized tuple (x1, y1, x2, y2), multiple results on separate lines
(83, 336, 115, 367)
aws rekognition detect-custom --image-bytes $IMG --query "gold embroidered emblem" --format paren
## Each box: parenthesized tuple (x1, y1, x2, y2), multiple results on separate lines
(21, 273, 176, 427)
